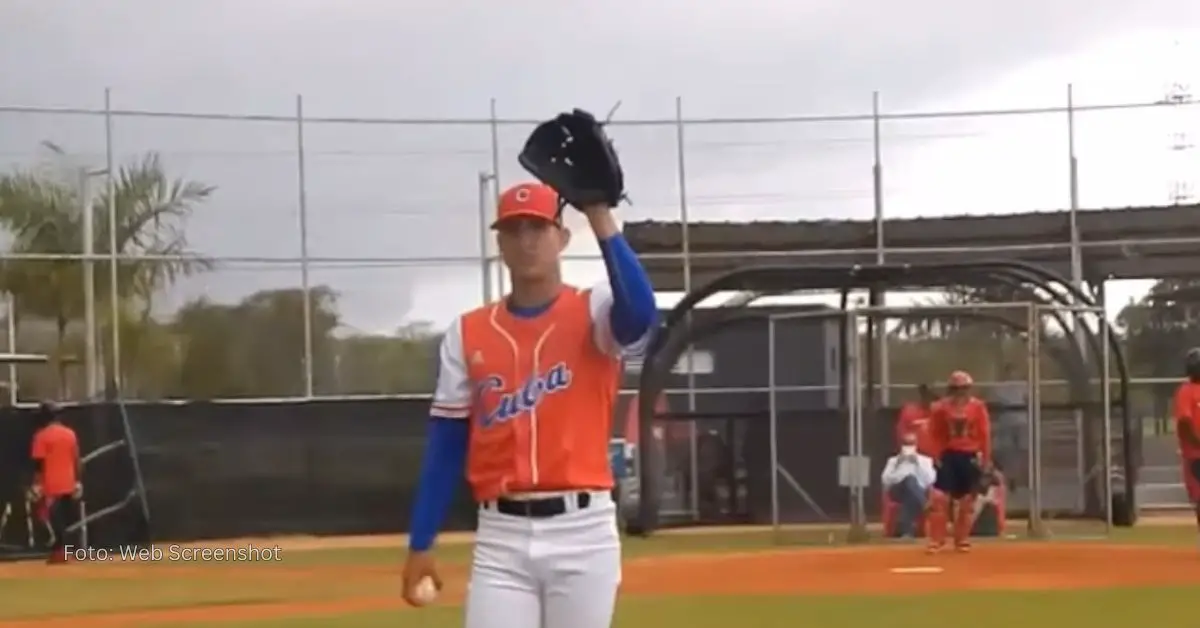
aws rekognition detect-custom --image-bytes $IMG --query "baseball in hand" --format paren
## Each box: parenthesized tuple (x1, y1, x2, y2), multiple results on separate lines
(412, 576, 438, 605)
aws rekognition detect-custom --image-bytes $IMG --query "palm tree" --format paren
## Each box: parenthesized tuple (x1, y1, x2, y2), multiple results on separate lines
(0, 142, 214, 397)
(169, 286, 342, 398)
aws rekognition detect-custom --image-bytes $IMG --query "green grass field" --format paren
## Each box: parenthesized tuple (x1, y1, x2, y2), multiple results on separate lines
(0, 525, 1195, 627)
(163, 588, 1199, 628)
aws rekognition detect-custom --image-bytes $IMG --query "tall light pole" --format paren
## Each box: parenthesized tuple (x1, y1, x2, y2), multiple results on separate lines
(478, 171, 497, 304)
(872, 91, 889, 406)
(295, 95, 314, 399)
(1163, 49, 1195, 204)
(104, 88, 120, 393)
(77, 166, 109, 400)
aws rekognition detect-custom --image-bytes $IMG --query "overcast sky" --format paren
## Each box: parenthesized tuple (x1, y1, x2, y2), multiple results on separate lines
(3, 0, 1200, 332)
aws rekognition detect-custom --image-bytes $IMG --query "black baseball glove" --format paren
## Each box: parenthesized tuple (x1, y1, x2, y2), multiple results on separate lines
(518, 108, 626, 211)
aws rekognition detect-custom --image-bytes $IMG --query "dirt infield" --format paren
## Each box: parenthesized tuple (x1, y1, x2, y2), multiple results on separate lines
(4, 543, 1198, 627)
(164, 512, 1200, 551)
(144, 512, 1200, 552)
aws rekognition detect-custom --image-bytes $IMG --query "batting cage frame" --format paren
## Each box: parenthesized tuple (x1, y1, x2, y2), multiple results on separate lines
(63, 398, 152, 551)
(763, 301, 1113, 544)
(632, 260, 1133, 538)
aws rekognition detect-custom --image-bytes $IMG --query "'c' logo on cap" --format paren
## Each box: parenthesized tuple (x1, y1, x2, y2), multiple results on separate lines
(515, 187, 531, 202)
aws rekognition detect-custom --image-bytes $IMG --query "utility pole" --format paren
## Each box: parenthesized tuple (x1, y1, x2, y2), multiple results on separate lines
(1163, 41, 1195, 204)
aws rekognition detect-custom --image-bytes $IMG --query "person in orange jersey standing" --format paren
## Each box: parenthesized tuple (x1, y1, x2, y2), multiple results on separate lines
(925, 370, 991, 553)
(895, 383, 938, 456)
(29, 401, 82, 564)
(1174, 348, 1200, 545)
(401, 182, 657, 628)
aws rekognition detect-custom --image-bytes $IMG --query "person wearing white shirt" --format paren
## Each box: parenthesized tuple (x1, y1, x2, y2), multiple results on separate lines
(882, 432, 938, 538)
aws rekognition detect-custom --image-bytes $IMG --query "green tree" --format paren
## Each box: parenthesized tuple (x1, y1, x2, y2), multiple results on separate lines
(170, 286, 341, 398)
(1118, 278, 1200, 376)
(171, 296, 242, 398)
(888, 285, 1036, 387)
(0, 143, 213, 397)
(1117, 277, 1200, 431)
(328, 321, 438, 395)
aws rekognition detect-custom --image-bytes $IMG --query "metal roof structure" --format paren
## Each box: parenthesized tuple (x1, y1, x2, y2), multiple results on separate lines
(623, 204, 1200, 291)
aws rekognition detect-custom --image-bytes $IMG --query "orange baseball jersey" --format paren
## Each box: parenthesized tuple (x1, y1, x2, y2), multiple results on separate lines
(1173, 381, 1200, 460)
(895, 402, 936, 456)
(430, 284, 649, 502)
(929, 397, 992, 462)
(31, 422, 79, 497)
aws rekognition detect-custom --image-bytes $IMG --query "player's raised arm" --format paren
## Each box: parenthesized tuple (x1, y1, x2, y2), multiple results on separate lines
(403, 318, 471, 606)
(581, 204, 657, 357)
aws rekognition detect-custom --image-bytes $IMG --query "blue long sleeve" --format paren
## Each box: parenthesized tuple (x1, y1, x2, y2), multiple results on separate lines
(598, 233, 657, 346)
(407, 418, 469, 552)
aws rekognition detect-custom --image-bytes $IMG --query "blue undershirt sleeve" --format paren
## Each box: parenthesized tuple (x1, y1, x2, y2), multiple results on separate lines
(407, 417, 469, 552)
(597, 233, 657, 346)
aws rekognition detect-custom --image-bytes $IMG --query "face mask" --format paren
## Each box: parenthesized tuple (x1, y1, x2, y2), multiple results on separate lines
(900, 445, 917, 456)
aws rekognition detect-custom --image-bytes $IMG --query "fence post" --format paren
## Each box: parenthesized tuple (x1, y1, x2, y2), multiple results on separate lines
(294, 94, 314, 399)
(477, 171, 495, 305)
(1065, 83, 1089, 514)
(489, 99, 505, 297)
(1026, 302, 1045, 537)
(105, 87, 120, 391)
(80, 165, 98, 399)
(674, 96, 699, 522)
(871, 91, 889, 408)
(6, 293, 16, 405)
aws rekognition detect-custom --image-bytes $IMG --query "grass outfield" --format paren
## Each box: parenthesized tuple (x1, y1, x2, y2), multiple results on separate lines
(0, 524, 1195, 627)
(165, 588, 1200, 628)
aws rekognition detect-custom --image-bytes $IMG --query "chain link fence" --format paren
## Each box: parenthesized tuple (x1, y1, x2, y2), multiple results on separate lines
(0, 91, 1196, 404)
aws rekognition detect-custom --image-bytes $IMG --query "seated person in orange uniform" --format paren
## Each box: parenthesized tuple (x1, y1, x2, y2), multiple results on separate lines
(896, 383, 938, 456)
(925, 370, 992, 553)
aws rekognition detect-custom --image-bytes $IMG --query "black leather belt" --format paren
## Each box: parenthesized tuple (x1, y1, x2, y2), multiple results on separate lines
(485, 492, 593, 519)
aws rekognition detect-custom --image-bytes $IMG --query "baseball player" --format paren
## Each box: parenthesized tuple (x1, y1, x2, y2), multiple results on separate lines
(1174, 348, 1200, 544)
(29, 401, 82, 564)
(401, 181, 656, 628)
(926, 370, 992, 553)
(895, 383, 938, 456)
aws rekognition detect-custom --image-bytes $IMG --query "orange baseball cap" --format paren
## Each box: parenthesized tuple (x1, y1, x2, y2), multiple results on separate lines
(947, 370, 974, 388)
(492, 182, 562, 228)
